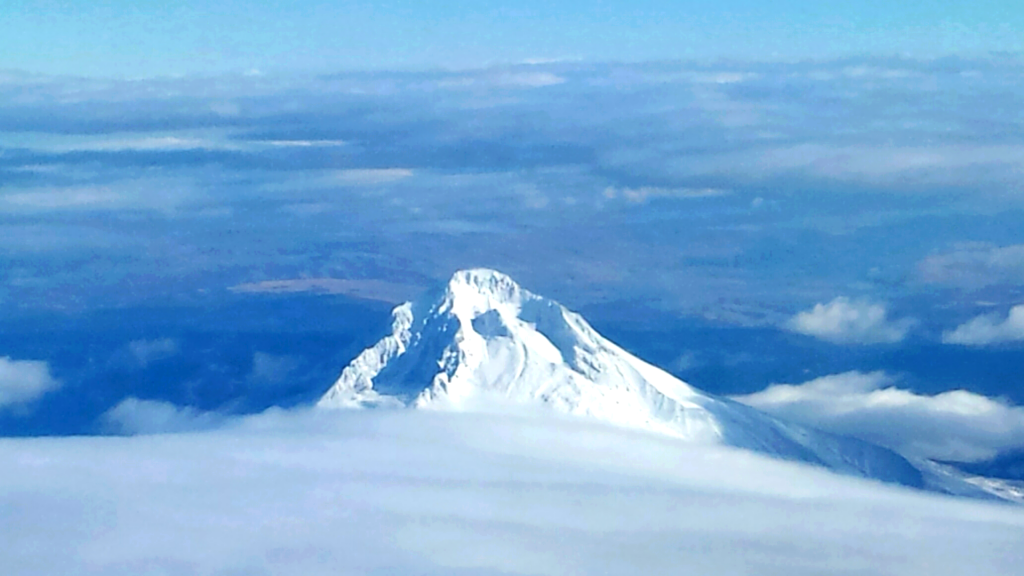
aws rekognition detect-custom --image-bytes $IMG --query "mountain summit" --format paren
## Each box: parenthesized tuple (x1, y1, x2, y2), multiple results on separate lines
(320, 269, 923, 487)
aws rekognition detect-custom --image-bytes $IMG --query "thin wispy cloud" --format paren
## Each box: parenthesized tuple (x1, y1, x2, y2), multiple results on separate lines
(228, 278, 418, 303)
(127, 338, 179, 368)
(0, 177, 205, 214)
(248, 352, 298, 387)
(602, 186, 730, 203)
(1, 187, 126, 210)
(919, 243, 1024, 289)
(253, 139, 346, 147)
(746, 144, 1024, 186)
(439, 71, 566, 89)
(333, 168, 415, 185)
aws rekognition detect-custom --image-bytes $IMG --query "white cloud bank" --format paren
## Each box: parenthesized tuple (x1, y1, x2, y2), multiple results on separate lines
(943, 305, 1024, 346)
(787, 297, 914, 344)
(0, 356, 60, 409)
(2, 410, 1023, 575)
(101, 397, 221, 435)
(733, 371, 1024, 462)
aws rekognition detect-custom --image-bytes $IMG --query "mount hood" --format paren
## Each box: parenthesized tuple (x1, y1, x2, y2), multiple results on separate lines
(320, 269, 923, 487)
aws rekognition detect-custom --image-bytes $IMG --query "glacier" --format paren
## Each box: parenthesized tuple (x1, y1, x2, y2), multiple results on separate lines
(320, 268, 925, 487)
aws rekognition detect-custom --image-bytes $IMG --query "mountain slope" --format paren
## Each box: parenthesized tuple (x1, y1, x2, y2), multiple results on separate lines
(320, 269, 923, 487)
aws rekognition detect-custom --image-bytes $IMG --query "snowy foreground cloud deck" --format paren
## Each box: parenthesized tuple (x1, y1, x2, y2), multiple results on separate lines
(4, 410, 1023, 575)
(319, 269, 1013, 498)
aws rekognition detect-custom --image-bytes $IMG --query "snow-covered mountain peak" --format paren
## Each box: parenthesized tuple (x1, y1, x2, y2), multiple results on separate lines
(443, 268, 528, 310)
(319, 269, 925, 488)
(431, 268, 536, 333)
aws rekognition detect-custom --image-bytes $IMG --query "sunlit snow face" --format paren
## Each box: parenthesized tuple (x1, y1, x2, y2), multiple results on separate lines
(3, 409, 1024, 576)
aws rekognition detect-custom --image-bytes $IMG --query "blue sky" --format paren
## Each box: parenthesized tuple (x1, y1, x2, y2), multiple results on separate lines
(3, 1, 1024, 77)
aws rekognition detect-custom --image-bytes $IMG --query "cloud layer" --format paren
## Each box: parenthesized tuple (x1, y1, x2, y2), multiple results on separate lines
(3, 56, 1024, 323)
(919, 244, 1024, 289)
(0, 356, 60, 409)
(228, 278, 418, 303)
(733, 371, 1024, 462)
(787, 298, 914, 344)
(3, 410, 1024, 575)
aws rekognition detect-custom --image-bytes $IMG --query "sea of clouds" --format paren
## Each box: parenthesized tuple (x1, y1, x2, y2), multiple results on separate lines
(3, 408, 1024, 575)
